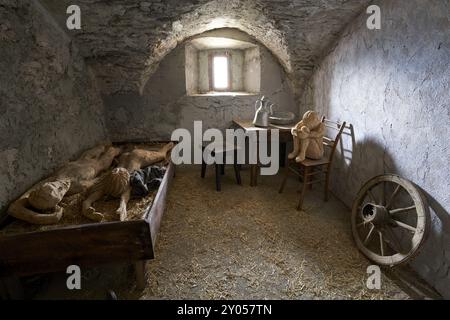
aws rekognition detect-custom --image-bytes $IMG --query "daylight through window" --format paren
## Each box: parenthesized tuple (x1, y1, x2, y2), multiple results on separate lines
(213, 56, 229, 90)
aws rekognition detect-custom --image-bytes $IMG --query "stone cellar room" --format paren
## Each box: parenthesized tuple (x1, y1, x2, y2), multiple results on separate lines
(0, 0, 449, 302)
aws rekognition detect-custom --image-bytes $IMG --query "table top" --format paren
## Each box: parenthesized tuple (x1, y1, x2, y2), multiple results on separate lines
(232, 118, 295, 132)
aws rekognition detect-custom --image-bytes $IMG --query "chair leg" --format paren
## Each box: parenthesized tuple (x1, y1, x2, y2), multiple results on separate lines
(221, 164, 225, 175)
(201, 161, 206, 178)
(324, 169, 330, 202)
(215, 164, 221, 191)
(250, 164, 256, 187)
(234, 164, 242, 185)
(279, 162, 290, 194)
(297, 167, 310, 211)
(201, 146, 207, 178)
(280, 142, 287, 168)
(308, 167, 319, 190)
(308, 170, 313, 190)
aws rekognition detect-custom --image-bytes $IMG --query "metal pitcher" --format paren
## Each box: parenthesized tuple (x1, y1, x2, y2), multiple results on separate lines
(253, 96, 273, 127)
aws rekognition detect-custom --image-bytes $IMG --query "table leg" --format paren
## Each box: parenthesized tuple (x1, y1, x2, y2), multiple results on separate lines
(215, 164, 221, 191)
(250, 164, 258, 187)
(280, 142, 287, 168)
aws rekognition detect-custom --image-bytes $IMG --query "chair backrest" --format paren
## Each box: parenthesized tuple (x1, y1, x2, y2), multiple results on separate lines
(321, 116, 347, 166)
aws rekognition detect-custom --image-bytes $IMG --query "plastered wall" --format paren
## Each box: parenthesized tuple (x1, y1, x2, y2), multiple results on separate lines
(303, 0, 449, 297)
(0, 0, 108, 216)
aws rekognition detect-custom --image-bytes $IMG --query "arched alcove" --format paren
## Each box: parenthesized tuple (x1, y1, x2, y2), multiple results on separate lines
(104, 28, 297, 142)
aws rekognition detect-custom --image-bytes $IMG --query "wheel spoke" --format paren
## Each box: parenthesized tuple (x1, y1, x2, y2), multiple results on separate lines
(379, 231, 385, 256)
(363, 224, 375, 245)
(392, 219, 416, 233)
(386, 185, 401, 209)
(367, 189, 377, 204)
(381, 181, 386, 206)
(389, 205, 416, 215)
(357, 222, 366, 228)
(382, 228, 403, 254)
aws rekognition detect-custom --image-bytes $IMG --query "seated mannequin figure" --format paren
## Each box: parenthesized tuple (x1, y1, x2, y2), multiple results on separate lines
(288, 110, 325, 163)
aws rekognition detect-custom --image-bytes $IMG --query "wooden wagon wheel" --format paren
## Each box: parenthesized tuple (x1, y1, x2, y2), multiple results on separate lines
(351, 175, 429, 266)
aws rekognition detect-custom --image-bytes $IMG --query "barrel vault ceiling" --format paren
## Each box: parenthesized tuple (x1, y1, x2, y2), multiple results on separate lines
(40, 0, 371, 97)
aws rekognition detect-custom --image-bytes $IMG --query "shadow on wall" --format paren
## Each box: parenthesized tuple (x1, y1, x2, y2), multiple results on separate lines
(410, 189, 450, 296)
(331, 124, 450, 297)
(330, 126, 392, 205)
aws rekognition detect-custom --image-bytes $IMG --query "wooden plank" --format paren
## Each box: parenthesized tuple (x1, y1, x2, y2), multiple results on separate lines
(145, 161, 174, 249)
(0, 220, 153, 277)
(0, 140, 175, 280)
(232, 118, 294, 133)
(232, 118, 293, 142)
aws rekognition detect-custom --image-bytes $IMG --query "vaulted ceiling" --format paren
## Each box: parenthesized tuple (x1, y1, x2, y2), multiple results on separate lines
(41, 0, 370, 97)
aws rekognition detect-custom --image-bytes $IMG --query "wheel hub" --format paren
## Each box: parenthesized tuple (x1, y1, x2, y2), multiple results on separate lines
(362, 203, 390, 227)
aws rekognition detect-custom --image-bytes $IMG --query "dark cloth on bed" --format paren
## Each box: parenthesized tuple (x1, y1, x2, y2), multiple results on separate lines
(130, 166, 166, 198)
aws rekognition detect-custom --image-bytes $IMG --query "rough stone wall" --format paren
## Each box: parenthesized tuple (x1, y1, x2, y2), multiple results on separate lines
(105, 30, 296, 142)
(185, 44, 198, 95)
(244, 47, 261, 93)
(302, 0, 450, 297)
(41, 0, 371, 99)
(0, 0, 107, 216)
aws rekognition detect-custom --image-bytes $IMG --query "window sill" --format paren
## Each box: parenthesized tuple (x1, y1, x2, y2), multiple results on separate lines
(189, 91, 259, 97)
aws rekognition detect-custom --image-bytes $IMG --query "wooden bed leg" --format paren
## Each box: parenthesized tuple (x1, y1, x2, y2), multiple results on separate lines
(0, 277, 24, 300)
(134, 261, 146, 290)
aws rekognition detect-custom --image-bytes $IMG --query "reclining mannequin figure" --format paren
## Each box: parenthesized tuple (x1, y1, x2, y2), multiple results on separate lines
(7, 144, 121, 225)
(82, 142, 174, 222)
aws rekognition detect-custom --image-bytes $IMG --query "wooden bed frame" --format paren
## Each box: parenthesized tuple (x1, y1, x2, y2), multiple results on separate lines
(0, 145, 175, 297)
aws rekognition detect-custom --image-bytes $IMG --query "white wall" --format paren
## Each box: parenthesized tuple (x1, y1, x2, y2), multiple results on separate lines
(303, 0, 450, 297)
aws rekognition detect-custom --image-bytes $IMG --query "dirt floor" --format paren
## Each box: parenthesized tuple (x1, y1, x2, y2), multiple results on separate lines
(33, 165, 409, 300)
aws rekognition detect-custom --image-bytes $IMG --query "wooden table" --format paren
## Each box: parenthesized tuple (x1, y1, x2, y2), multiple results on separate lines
(232, 118, 295, 186)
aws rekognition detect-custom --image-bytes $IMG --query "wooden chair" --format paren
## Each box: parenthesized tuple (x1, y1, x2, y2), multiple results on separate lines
(279, 117, 346, 210)
(201, 142, 242, 191)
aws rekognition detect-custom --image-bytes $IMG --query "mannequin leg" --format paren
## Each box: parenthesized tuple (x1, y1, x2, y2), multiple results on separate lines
(8, 198, 63, 225)
(116, 187, 131, 221)
(82, 189, 105, 222)
(296, 139, 311, 163)
(288, 136, 300, 159)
